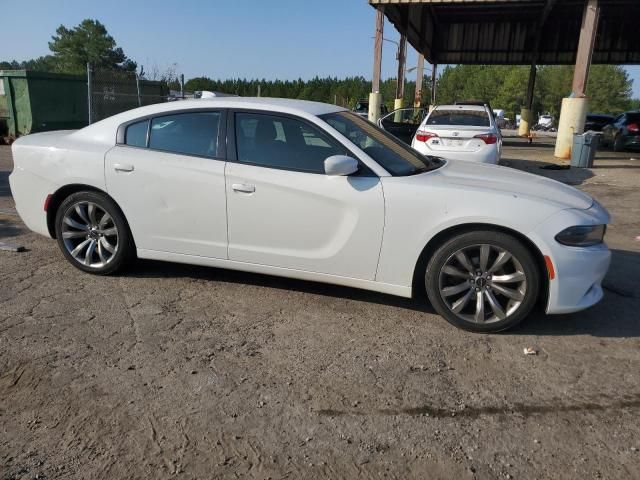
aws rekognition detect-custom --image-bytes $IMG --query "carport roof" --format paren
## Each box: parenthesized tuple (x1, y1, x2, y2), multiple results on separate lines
(369, 0, 640, 65)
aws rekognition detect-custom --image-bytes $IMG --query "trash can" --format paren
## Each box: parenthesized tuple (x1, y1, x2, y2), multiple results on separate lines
(571, 132, 599, 168)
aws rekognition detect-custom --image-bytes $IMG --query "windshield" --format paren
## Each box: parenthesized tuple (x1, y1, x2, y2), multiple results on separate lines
(320, 111, 443, 176)
(426, 109, 490, 127)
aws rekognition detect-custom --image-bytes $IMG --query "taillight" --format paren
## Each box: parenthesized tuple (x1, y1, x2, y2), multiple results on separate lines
(415, 131, 438, 142)
(44, 194, 53, 212)
(474, 133, 498, 144)
(628, 123, 639, 133)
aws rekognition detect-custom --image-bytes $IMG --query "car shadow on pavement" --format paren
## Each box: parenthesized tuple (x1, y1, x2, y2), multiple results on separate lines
(0, 217, 24, 238)
(130, 259, 436, 314)
(131, 249, 639, 337)
(500, 157, 595, 186)
(0, 171, 11, 197)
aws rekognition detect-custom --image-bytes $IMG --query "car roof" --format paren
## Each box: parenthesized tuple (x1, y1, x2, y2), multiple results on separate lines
(433, 104, 488, 112)
(72, 97, 347, 144)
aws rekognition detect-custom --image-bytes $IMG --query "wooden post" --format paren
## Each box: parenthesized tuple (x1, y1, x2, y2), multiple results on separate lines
(395, 34, 407, 99)
(414, 53, 424, 107)
(572, 0, 600, 96)
(372, 7, 384, 94)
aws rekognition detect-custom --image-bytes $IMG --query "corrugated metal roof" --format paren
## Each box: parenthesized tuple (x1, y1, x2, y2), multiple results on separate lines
(369, 0, 640, 65)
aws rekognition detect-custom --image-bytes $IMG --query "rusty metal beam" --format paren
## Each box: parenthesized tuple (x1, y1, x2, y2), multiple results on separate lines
(572, 0, 600, 95)
(396, 34, 408, 98)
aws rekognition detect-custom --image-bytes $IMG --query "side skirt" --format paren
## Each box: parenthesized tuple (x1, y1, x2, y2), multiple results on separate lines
(137, 249, 413, 298)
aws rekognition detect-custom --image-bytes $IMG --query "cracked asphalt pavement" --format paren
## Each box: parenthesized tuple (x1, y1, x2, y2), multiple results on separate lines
(1, 140, 640, 479)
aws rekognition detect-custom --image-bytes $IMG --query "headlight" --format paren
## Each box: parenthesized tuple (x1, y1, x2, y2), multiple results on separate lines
(555, 225, 606, 247)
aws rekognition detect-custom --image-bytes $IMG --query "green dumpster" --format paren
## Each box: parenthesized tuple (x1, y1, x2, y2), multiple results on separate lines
(0, 70, 88, 139)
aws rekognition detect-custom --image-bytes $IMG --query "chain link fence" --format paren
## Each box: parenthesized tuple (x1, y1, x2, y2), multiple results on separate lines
(87, 64, 168, 124)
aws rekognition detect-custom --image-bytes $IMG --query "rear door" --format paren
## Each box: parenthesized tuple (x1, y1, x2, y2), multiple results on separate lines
(378, 108, 427, 144)
(105, 110, 228, 259)
(224, 110, 384, 280)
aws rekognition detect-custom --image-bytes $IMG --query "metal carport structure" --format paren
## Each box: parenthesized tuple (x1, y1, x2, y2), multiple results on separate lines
(367, 0, 640, 158)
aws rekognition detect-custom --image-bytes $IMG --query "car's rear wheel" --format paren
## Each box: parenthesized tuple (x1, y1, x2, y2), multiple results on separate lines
(613, 134, 625, 152)
(425, 231, 540, 332)
(54, 191, 135, 275)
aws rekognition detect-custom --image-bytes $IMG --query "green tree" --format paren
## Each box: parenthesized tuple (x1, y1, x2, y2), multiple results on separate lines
(48, 19, 136, 74)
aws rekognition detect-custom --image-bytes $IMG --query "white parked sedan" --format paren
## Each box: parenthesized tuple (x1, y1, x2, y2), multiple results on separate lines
(10, 98, 610, 332)
(412, 104, 502, 164)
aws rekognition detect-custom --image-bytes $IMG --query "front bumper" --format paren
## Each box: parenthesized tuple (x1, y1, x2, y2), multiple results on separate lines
(528, 202, 611, 314)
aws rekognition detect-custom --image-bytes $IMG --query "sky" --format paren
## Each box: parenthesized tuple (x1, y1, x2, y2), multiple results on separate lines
(1, 0, 639, 98)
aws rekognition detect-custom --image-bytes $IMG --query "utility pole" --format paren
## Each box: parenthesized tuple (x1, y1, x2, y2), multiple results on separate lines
(430, 63, 438, 107)
(86, 62, 93, 125)
(369, 6, 384, 122)
(413, 53, 424, 108)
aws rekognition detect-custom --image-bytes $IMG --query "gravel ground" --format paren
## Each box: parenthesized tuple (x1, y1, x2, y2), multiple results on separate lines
(1, 139, 639, 480)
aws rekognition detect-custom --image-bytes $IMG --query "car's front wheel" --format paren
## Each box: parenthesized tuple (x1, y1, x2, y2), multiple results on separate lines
(54, 191, 135, 275)
(425, 231, 540, 332)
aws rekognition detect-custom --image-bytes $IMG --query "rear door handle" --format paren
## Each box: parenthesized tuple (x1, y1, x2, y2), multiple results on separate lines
(232, 183, 255, 193)
(114, 163, 134, 172)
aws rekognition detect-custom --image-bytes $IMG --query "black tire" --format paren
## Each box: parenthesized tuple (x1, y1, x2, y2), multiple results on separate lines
(613, 134, 625, 152)
(54, 191, 135, 275)
(425, 230, 540, 333)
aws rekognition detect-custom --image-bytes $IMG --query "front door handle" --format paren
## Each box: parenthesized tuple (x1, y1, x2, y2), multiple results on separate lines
(114, 163, 134, 172)
(232, 183, 255, 193)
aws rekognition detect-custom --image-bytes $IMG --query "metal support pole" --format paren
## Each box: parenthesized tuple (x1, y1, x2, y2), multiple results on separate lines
(395, 34, 407, 100)
(414, 53, 424, 107)
(369, 6, 385, 122)
(86, 62, 93, 125)
(135, 73, 142, 107)
(372, 7, 384, 94)
(180, 74, 185, 99)
(526, 63, 537, 110)
(430, 63, 438, 106)
(572, 0, 600, 96)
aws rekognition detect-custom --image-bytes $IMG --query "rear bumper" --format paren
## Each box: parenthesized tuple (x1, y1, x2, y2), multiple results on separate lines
(8, 167, 53, 238)
(621, 135, 640, 149)
(412, 142, 499, 164)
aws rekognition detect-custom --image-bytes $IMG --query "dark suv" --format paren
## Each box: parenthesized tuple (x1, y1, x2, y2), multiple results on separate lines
(601, 112, 640, 151)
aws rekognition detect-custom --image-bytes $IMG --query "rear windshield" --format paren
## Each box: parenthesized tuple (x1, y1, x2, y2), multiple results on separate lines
(426, 109, 490, 127)
(354, 102, 368, 113)
(625, 113, 640, 123)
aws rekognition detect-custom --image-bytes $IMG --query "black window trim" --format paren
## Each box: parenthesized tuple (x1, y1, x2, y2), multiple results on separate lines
(226, 108, 376, 177)
(116, 108, 228, 161)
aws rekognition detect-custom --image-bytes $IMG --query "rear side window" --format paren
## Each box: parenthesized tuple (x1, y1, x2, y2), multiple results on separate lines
(426, 109, 490, 127)
(125, 120, 149, 147)
(149, 112, 220, 158)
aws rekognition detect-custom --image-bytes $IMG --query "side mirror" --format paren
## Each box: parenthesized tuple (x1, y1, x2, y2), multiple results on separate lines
(324, 155, 359, 176)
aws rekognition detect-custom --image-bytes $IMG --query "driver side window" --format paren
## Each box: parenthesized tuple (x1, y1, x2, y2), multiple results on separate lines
(235, 113, 343, 174)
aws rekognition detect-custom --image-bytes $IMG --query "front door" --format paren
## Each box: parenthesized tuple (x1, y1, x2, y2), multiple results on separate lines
(225, 111, 384, 280)
(105, 110, 228, 259)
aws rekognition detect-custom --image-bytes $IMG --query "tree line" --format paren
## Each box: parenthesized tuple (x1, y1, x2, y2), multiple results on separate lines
(2, 19, 638, 120)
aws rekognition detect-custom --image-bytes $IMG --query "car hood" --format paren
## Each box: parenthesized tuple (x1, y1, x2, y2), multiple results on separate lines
(430, 159, 593, 210)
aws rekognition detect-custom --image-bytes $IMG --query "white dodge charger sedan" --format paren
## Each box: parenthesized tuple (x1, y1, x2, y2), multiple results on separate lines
(9, 98, 611, 332)
(412, 104, 502, 164)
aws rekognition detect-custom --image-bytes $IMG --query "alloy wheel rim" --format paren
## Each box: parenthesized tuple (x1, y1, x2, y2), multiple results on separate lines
(61, 201, 118, 269)
(438, 244, 527, 324)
